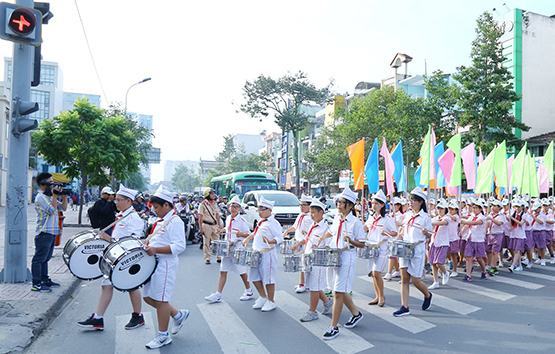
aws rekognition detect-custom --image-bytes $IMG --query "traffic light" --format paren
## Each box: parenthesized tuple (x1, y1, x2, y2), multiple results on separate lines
(0, 2, 42, 46)
(12, 97, 39, 136)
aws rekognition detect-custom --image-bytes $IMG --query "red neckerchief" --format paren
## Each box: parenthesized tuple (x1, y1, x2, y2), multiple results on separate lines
(532, 212, 537, 226)
(336, 219, 346, 247)
(304, 223, 319, 244)
(370, 216, 382, 232)
(296, 214, 306, 228)
(253, 219, 267, 236)
(468, 215, 478, 241)
(227, 217, 235, 240)
(149, 210, 176, 236)
(408, 213, 419, 228)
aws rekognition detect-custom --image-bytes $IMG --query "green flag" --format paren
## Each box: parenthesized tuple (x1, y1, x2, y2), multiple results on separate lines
(521, 152, 531, 195)
(419, 126, 431, 185)
(493, 141, 508, 189)
(545, 141, 554, 186)
(529, 154, 539, 197)
(511, 142, 528, 192)
(475, 148, 495, 194)
(446, 133, 462, 186)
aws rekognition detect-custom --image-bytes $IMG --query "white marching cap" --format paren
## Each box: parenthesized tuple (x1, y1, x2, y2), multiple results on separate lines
(541, 198, 550, 206)
(227, 195, 241, 206)
(154, 185, 175, 203)
(372, 189, 387, 204)
(310, 198, 326, 211)
(392, 197, 402, 205)
(437, 198, 449, 209)
(101, 186, 115, 195)
(533, 201, 542, 210)
(448, 200, 459, 209)
(472, 198, 486, 209)
(116, 184, 138, 200)
(501, 199, 510, 206)
(338, 186, 358, 204)
(410, 187, 427, 201)
(259, 196, 275, 210)
(490, 199, 502, 207)
(300, 194, 313, 203)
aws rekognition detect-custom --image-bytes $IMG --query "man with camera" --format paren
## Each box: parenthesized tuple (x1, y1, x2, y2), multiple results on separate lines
(32, 172, 68, 292)
(88, 186, 117, 232)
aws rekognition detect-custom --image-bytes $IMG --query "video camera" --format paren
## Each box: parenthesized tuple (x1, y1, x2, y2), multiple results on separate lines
(49, 182, 73, 196)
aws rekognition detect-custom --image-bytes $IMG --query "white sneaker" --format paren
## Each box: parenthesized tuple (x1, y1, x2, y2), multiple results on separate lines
(521, 258, 529, 266)
(204, 292, 222, 304)
(428, 282, 440, 290)
(295, 285, 306, 293)
(239, 289, 254, 301)
(252, 297, 267, 310)
(170, 309, 189, 335)
(450, 271, 458, 278)
(515, 266, 523, 272)
(322, 300, 333, 315)
(391, 271, 401, 278)
(540, 260, 546, 266)
(534, 259, 542, 265)
(549, 258, 555, 264)
(383, 273, 392, 281)
(526, 263, 533, 269)
(441, 272, 450, 285)
(261, 300, 277, 312)
(145, 334, 172, 349)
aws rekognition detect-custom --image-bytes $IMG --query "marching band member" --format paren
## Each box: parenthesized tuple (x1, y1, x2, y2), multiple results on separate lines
(485, 199, 504, 276)
(204, 196, 254, 304)
(318, 186, 365, 340)
(242, 197, 283, 312)
(77, 185, 146, 331)
(393, 187, 432, 317)
(541, 199, 555, 261)
(460, 199, 488, 282)
(283, 194, 313, 293)
(459, 199, 471, 261)
(292, 198, 333, 322)
(508, 200, 526, 272)
(143, 186, 188, 349)
(428, 199, 450, 289)
(385, 197, 405, 281)
(447, 200, 461, 277)
(522, 202, 535, 268)
(532, 201, 547, 266)
(364, 190, 397, 306)
(501, 199, 512, 264)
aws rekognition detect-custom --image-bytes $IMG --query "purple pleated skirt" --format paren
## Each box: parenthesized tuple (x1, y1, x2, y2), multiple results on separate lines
(464, 241, 486, 258)
(524, 230, 535, 251)
(429, 245, 449, 265)
(486, 233, 504, 253)
(508, 238, 525, 252)
(533, 230, 546, 249)
(449, 240, 460, 254)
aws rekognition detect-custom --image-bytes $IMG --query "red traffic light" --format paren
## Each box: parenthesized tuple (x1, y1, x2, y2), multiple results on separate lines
(8, 8, 36, 35)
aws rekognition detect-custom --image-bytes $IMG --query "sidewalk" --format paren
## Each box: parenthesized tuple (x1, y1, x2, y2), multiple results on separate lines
(0, 207, 89, 354)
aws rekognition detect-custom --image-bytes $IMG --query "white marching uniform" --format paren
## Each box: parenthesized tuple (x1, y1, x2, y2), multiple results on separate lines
(143, 211, 186, 302)
(220, 214, 250, 274)
(330, 213, 365, 293)
(303, 219, 330, 292)
(249, 216, 283, 285)
(365, 214, 397, 273)
(293, 213, 313, 242)
(101, 206, 145, 286)
(399, 209, 432, 278)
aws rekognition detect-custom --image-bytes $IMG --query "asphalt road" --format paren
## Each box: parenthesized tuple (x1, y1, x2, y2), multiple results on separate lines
(26, 242, 555, 354)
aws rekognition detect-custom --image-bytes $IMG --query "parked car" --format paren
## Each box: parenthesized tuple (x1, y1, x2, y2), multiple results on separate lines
(324, 198, 338, 225)
(241, 190, 300, 230)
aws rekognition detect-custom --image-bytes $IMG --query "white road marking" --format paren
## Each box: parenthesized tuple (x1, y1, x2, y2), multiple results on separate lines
(276, 291, 373, 354)
(487, 274, 543, 290)
(358, 276, 481, 315)
(116, 312, 158, 354)
(447, 279, 515, 301)
(351, 291, 435, 334)
(501, 268, 555, 282)
(197, 302, 270, 354)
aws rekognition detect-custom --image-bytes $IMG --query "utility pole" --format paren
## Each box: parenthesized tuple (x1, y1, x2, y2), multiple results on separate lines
(0, 0, 44, 283)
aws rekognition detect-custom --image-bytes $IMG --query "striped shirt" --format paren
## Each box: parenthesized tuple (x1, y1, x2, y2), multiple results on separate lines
(34, 191, 61, 236)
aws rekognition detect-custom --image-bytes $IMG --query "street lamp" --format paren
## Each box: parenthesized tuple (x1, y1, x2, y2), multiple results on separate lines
(124, 77, 151, 112)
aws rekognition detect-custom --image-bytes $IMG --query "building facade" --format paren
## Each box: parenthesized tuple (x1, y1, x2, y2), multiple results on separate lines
(62, 91, 101, 111)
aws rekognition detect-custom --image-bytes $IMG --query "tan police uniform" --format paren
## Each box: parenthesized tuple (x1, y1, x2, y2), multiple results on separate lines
(198, 200, 223, 261)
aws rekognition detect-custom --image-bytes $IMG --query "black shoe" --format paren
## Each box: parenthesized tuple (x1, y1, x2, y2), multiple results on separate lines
(217, 258, 222, 263)
(422, 293, 432, 311)
(344, 312, 363, 329)
(31, 284, 41, 292)
(43, 279, 61, 288)
(393, 306, 410, 317)
(77, 314, 104, 330)
(125, 313, 145, 330)
(322, 326, 339, 340)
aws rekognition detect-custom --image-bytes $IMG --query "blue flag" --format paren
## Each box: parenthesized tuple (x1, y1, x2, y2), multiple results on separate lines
(365, 138, 379, 193)
(391, 140, 406, 192)
(434, 141, 446, 188)
(415, 165, 423, 187)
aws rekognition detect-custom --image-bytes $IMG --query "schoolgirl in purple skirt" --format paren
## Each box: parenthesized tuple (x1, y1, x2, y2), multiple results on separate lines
(459, 200, 471, 261)
(447, 201, 461, 277)
(531, 203, 547, 266)
(428, 200, 451, 290)
(541, 200, 555, 261)
(522, 202, 535, 268)
(508, 201, 526, 272)
(485, 200, 505, 276)
(460, 199, 488, 282)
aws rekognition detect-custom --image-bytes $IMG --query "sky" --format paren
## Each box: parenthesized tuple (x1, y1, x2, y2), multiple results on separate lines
(1, 0, 554, 183)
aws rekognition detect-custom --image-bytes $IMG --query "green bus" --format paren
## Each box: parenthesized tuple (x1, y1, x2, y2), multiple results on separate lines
(210, 171, 278, 198)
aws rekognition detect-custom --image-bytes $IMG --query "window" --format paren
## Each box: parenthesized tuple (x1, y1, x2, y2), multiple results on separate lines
(41, 164, 49, 173)
(30, 90, 50, 121)
(40, 65, 56, 85)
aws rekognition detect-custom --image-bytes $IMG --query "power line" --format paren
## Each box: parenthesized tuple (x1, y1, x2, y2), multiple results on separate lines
(73, 0, 109, 103)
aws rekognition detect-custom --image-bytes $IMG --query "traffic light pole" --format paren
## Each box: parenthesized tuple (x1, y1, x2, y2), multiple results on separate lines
(1, 0, 35, 283)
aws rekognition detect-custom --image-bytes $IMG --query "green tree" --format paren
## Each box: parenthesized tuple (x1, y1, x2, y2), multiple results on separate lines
(125, 171, 147, 191)
(240, 71, 329, 195)
(33, 99, 151, 224)
(171, 164, 201, 192)
(214, 135, 269, 175)
(453, 12, 528, 151)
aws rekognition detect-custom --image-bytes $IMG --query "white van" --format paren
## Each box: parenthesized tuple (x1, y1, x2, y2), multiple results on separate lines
(241, 190, 300, 230)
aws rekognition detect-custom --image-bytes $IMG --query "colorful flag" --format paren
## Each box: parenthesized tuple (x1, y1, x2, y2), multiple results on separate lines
(380, 137, 396, 196)
(521, 152, 531, 195)
(475, 148, 495, 194)
(365, 138, 379, 193)
(446, 133, 462, 187)
(419, 127, 432, 185)
(511, 143, 528, 192)
(433, 141, 445, 189)
(391, 140, 406, 192)
(539, 163, 549, 194)
(493, 141, 508, 190)
(544, 141, 554, 187)
(347, 139, 365, 191)
(506, 155, 514, 194)
(461, 143, 477, 190)
(414, 165, 422, 187)
(529, 154, 539, 197)
(438, 148, 459, 196)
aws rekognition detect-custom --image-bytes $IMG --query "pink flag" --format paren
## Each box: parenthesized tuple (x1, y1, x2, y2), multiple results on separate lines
(438, 149, 459, 196)
(539, 163, 549, 193)
(430, 128, 437, 181)
(461, 143, 477, 189)
(507, 155, 514, 192)
(380, 137, 396, 196)
(478, 149, 483, 164)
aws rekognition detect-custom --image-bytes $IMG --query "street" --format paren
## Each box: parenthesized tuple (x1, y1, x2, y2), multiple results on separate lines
(26, 241, 555, 354)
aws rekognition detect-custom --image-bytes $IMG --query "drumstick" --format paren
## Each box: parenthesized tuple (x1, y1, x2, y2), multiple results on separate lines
(99, 211, 134, 234)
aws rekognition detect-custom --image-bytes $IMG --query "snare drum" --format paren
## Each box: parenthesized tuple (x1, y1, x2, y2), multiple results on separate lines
(388, 240, 415, 258)
(356, 244, 381, 259)
(100, 237, 158, 291)
(283, 254, 302, 272)
(301, 254, 313, 272)
(63, 230, 110, 280)
(245, 249, 261, 268)
(211, 240, 233, 257)
(280, 239, 296, 255)
(311, 248, 342, 267)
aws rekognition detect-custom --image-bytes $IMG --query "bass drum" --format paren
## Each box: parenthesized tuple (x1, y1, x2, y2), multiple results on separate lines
(100, 237, 157, 292)
(63, 230, 109, 280)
